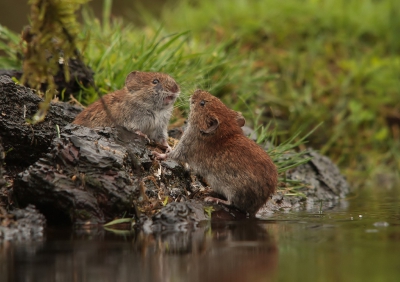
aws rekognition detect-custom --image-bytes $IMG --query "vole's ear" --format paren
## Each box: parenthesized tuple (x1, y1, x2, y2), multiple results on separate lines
(200, 116, 219, 134)
(125, 71, 139, 89)
(236, 111, 245, 127)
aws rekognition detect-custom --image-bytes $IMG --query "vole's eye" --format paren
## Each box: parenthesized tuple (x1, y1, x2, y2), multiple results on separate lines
(152, 79, 160, 84)
(200, 100, 206, 107)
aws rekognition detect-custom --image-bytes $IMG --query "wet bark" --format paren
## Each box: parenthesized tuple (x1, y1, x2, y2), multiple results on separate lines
(12, 123, 193, 225)
(0, 76, 350, 233)
(0, 75, 83, 167)
(13, 125, 153, 224)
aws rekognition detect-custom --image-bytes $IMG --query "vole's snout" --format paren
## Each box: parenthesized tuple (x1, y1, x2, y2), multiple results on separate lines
(169, 83, 179, 94)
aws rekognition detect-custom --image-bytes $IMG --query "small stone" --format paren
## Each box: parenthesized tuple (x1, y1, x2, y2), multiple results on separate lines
(373, 221, 389, 227)
(162, 159, 180, 170)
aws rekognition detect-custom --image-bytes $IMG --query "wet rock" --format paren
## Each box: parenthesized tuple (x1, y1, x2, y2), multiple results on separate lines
(139, 201, 207, 233)
(287, 150, 350, 199)
(259, 149, 350, 215)
(0, 205, 46, 241)
(0, 75, 83, 167)
(13, 124, 152, 225)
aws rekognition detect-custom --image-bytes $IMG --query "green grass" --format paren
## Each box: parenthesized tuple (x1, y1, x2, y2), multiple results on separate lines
(1, 0, 399, 187)
(0, 25, 21, 69)
(77, 7, 272, 110)
(143, 0, 400, 184)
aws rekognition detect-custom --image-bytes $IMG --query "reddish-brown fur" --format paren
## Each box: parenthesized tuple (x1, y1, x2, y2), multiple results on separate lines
(160, 89, 278, 216)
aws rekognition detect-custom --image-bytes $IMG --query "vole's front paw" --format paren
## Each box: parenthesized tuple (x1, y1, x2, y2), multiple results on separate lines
(135, 130, 151, 143)
(160, 139, 172, 153)
(165, 144, 172, 153)
(152, 151, 167, 160)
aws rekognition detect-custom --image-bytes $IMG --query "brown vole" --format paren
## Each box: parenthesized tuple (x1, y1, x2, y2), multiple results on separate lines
(155, 89, 278, 216)
(73, 71, 180, 151)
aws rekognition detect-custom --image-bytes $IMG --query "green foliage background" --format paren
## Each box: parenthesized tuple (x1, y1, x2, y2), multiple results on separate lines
(0, 0, 399, 187)
(144, 0, 400, 185)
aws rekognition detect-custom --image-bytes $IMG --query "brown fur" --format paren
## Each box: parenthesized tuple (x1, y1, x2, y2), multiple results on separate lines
(166, 89, 278, 215)
(73, 71, 180, 148)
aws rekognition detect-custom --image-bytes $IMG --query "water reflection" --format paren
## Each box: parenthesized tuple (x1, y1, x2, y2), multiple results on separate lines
(2, 221, 278, 282)
(2, 185, 400, 282)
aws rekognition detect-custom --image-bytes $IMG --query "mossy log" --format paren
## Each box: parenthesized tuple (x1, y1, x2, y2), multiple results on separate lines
(1, 76, 350, 229)
(0, 75, 82, 167)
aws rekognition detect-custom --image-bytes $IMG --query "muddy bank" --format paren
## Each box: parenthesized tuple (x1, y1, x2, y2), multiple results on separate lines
(0, 76, 349, 239)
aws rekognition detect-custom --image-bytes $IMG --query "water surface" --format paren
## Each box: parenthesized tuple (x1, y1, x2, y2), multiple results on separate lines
(1, 185, 399, 282)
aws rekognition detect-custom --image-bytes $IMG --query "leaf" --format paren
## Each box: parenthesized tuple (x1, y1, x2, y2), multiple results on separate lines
(203, 206, 214, 218)
(103, 218, 134, 227)
(162, 196, 169, 206)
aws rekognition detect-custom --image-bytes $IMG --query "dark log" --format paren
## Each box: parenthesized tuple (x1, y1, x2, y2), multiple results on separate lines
(14, 125, 151, 224)
(13, 123, 194, 225)
(1, 74, 350, 230)
(0, 75, 83, 167)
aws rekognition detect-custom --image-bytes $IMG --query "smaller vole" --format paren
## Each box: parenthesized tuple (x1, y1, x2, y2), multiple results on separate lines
(155, 90, 278, 215)
(73, 71, 180, 151)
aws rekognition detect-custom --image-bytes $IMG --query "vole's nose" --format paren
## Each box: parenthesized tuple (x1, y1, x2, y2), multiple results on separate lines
(169, 83, 179, 93)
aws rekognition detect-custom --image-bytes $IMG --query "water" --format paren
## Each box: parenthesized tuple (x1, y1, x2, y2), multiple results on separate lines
(1, 185, 399, 282)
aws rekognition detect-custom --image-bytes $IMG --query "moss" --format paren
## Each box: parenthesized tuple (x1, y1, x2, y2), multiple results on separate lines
(21, 0, 90, 123)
